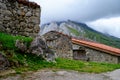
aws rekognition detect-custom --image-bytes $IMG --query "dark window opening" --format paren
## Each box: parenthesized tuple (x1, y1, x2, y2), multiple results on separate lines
(73, 48, 88, 61)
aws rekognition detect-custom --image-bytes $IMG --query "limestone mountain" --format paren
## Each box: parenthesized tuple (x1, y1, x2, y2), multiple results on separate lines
(40, 20, 120, 48)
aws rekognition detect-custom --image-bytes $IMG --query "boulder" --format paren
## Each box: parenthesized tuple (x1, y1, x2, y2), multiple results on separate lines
(15, 36, 56, 62)
(29, 36, 56, 61)
(0, 52, 10, 71)
(15, 39, 27, 52)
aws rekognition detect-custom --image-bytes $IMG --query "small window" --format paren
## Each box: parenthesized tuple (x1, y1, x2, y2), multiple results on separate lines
(73, 47, 87, 61)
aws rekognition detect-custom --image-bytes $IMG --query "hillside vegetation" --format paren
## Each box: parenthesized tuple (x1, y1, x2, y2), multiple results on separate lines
(1, 32, 120, 74)
(41, 20, 120, 48)
(71, 21, 120, 48)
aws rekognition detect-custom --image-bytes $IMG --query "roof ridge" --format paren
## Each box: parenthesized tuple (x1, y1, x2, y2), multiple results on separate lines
(45, 31, 120, 56)
(72, 38, 120, 56)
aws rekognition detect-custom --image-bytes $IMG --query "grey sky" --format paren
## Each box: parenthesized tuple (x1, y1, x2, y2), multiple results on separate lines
(30, 0, 120, 38)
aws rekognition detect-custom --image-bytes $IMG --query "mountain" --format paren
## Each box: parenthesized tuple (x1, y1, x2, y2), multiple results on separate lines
(40, 20, 120, 48)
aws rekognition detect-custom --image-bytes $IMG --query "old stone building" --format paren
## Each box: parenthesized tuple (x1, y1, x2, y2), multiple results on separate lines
(72, 38, 120, 64)
(43, 31, 120, 63)
(0, 0, 40, 37)
(43, 31, 73, 59)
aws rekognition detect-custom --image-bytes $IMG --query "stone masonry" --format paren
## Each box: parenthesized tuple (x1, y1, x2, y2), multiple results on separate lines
(43, 31, 73, 59)
(41, 31, 120, 63)
(73, 44, 120, 64)
(0, 0, 40, 37)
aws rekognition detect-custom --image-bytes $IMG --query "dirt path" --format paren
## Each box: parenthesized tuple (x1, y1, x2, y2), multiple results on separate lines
(1, 69, 120, 80)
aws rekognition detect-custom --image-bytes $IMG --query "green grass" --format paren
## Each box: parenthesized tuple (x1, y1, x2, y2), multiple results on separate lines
(15, 56, 120, 73)
(67, 26, 80, 36)
(66, 21, 120, 48)
(55, 58, 120, 73)
(0, 32, 32, 50)
(0, 32, 120, 74)
(83, 29, 120, 48)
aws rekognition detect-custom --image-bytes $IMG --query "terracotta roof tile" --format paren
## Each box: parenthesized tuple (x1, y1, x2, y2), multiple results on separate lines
(45, 31, 120, 56)
(72, 38, 120, 56)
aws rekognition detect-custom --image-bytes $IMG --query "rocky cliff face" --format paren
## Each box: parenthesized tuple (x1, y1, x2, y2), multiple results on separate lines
(40, 21, 85, 38)
(41, 20, 120, 48)
(0, 0, 40, 37)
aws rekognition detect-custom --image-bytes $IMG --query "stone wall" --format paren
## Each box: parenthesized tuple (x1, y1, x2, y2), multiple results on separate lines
(73, 44, 120, 64)
(0, 0, 40, 37)
(43, 31, 73, 59)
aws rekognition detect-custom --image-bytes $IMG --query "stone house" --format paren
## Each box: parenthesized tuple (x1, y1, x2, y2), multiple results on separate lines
(43, 31, 73, 59)
(43, 31, 120, 63)
(72, 38, 120, 64)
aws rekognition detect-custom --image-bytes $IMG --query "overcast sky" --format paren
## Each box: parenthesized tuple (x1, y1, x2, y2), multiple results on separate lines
(30, 0, 120, 38)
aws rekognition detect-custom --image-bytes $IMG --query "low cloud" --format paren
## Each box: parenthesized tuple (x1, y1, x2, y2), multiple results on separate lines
(87, 17, 120, 38)
(30, 0, 120, 24)
(30, 0, 120, 38)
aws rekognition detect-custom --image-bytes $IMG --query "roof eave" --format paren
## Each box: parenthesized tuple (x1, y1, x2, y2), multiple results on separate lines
(72, 41, 120, 57)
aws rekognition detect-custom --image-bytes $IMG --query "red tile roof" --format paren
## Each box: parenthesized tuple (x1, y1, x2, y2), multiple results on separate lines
(17, 0, 40, 8)
(72, 38, 120, 56)
(45, 31, 120, 56)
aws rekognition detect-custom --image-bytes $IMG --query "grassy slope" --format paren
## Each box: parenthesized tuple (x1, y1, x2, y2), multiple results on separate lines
(84, 28, 120, 48)
(67, 26, 80, 36)
(70, 21, 120, 48)
(0, 32, 120, 74)
(0, 32, 32, 50)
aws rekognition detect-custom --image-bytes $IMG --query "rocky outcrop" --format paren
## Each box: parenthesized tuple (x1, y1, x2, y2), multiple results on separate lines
(29, 36, 55, 61)
(15, 36, 56, 62)
(0, 52, 10, 71)
(41, 20, 120, 49)
(40, 21, 85, 37)
(15, 39, 27, 52)
(0, 0, 40, 37)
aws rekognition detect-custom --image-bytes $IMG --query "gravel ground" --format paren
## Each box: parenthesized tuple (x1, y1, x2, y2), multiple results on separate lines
(1, 69, 120, 80)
